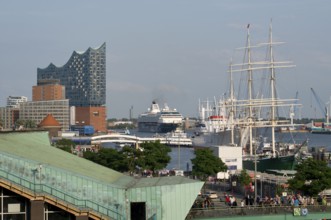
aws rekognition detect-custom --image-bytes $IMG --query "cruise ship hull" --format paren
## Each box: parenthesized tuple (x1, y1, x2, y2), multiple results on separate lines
(138, 122, 180, 133)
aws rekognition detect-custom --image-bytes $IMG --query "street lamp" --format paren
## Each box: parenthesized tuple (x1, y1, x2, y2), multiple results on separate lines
(31, 168, 38, 194)
(254, 145, 257, 204)
(178, 133, 180, 170)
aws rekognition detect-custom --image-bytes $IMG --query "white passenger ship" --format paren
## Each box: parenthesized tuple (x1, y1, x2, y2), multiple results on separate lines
(137, 101, 183, 133)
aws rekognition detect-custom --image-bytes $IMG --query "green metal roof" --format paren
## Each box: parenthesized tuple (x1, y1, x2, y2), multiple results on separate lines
(0, 131, 133, 186)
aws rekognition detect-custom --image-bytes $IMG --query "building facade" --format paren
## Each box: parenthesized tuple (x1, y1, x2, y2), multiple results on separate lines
(75, 106, 106, 132)
(0, 107, 19, 130)
(19, 100, 70, 130)
(32, 79, 65, 101)
(36, 43, 107, 132)
(6, 96, 28, 108)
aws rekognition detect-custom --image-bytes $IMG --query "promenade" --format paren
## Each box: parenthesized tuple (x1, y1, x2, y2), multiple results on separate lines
(186, 204, 331, 219)
(186, 179, 331, 219)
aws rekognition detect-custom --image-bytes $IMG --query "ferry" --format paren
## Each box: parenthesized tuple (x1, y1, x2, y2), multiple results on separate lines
(91, 130, 192, 149)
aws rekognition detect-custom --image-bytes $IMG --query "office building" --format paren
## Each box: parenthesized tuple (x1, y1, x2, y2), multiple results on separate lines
(0, 107, 19, 130)
(32, 79, 65, 101)
(19, 100, 70, 131)
(7, 96, 28, 108)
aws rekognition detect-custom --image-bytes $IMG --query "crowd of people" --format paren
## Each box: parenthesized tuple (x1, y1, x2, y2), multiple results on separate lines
(225, 193, 329, 208)
(193, 192, 329, 210)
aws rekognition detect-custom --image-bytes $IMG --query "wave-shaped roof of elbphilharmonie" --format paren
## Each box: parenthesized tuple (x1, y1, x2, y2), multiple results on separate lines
(0, 131, 203, 220)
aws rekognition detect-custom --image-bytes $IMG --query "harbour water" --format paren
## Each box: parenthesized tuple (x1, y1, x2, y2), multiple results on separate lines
(128, 129, 331, 172)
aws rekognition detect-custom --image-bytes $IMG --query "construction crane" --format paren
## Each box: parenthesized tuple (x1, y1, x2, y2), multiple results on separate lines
(310, 88, 329, 123)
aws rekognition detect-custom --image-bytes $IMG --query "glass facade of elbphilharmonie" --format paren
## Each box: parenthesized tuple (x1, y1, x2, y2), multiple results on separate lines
(37, 43, 106, 107)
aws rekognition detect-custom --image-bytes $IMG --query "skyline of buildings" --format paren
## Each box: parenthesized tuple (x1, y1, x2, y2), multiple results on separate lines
(0, 43, 107, 132)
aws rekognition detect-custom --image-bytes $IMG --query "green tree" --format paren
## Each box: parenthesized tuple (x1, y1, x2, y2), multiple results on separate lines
(238, 169, 252, 195)
(238, 169, 251, 186)
(120, 146, 142, 175)
(287, 158, 331, 196)
(55, 138, 75, 153)
(83, 148, 127, 172)
(83, 142, 170, 175)
(191, 148, 227, 181)
(14, 119, 25, 129)
(24, 120, 36, 129)
(137, 141, 171, 175)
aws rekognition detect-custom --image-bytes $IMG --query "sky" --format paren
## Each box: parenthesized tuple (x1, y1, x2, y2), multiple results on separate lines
(0, 0, 330, 119)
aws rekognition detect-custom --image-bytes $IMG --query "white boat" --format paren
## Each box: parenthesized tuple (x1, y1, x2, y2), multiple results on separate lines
(91, 129, 192, 149)
(137, 101, 183, 133)
(163, 129, 192, 147)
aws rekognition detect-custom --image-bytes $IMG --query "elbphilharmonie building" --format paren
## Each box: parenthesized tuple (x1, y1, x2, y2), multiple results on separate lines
(36, 43, 107, 132)
(37, 43, 106, 107)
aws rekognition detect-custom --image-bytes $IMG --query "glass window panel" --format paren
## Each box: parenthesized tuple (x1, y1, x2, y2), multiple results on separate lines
(3, 197, 26, 212)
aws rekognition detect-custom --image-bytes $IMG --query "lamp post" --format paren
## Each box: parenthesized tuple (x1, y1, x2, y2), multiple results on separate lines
(254, 146, 257, 204)
(31, 168, 38, 194)
(260, 174, 263, 198)
(178, 133, 180, 170)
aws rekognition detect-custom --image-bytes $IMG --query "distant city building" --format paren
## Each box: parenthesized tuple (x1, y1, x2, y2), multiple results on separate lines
(36, 43, 107, 132)
(19, 100, 70, 130)
(0, 107, 19, 130)
(6, 96, 28, 108)
(32, 79, 65, 101)
(75, 106, 106, 132)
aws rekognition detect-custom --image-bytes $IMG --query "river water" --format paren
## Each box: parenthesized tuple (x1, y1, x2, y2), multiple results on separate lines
(128, 129, 331, 172)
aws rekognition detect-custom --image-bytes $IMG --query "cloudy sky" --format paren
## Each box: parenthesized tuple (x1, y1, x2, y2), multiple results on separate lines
(0, 0, 330, 119)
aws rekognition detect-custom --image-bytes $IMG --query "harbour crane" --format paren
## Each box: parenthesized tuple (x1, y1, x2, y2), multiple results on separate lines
(310, 88, 329, 123)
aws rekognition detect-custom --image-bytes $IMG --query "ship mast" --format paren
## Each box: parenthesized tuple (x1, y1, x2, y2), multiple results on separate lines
(247, 24, 254, 156)
(269, 21, 277, 157)
(229, 59, 235, 145)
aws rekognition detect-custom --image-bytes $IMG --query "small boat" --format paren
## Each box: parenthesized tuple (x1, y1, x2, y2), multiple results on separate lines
(163, 129, 192, 147)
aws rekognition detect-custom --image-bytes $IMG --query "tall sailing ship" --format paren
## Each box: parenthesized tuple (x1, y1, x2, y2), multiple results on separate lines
(194, 22, 308, 172)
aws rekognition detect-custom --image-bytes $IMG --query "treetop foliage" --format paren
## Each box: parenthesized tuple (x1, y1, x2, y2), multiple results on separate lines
(288, 158, 331, 196)
(191, 148, 227, 180)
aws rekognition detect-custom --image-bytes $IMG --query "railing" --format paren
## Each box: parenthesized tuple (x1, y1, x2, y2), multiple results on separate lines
(0, 169, 123, 219)
(186, 204, 331, 219)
